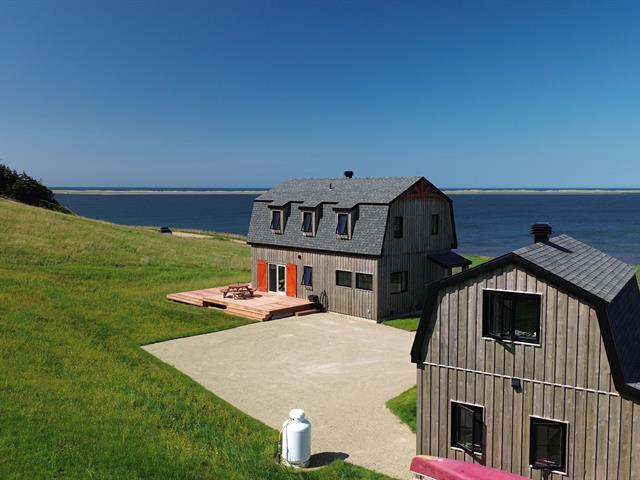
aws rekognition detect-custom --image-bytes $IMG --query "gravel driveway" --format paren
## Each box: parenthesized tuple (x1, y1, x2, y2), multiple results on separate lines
(143, 312, 416, 479)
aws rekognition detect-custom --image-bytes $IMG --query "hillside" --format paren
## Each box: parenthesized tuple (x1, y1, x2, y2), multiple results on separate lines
(0, 198, 385, 479)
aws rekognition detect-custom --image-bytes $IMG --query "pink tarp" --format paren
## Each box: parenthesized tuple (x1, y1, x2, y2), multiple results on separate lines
(410, 456, 528, 480)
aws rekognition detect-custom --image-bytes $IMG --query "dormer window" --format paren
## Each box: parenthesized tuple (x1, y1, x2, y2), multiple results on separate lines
(336, 213, 349, 237)
(301, 211, 314, 235)
(270, 210, 282, 233)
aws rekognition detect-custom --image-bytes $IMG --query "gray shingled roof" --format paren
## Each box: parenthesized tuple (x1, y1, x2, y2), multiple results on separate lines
(256, 176, 422, 209)
(248, 177, 423, 256)
(514, 234, 636, 303)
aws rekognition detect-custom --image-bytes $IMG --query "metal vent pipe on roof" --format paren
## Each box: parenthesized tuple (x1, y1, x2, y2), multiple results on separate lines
(531, 222, 552, 243)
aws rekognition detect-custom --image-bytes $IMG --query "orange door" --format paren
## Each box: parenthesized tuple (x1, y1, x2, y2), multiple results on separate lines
(257, 260, 267, 292)
(286, 263, 297, 297)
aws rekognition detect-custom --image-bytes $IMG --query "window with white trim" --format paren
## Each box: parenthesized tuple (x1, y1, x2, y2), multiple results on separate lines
(301, 266, 313, 286)
(451, 402, 483, 455)
(301, 211, 313, 235)
(336, 213, 349, 236)
(270, 210, 282, 232)
(483, 290, 540, 343)
(530, 417, 566, 471)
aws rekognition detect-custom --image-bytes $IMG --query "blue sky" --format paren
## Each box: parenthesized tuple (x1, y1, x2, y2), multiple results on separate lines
(1, 1, 639, 188)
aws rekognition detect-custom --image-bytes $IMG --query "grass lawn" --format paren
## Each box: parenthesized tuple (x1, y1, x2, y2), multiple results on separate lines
(0, 198, 388, 479)
(383, 255, 491, 333)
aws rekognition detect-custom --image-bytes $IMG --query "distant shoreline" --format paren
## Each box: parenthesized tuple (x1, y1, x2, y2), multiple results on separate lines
(53, 188, 640, 196)
(445, 188, 640, 195)
(53, 189, 267, 195)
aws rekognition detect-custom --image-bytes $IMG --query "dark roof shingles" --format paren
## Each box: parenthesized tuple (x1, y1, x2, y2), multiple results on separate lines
(514, 234, 636, 302)
(248, 177, 422, 256)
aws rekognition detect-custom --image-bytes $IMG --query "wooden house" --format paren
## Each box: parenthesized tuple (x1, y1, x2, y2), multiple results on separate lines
(410, 223, 640, 479)
(246, 174, 469, 321)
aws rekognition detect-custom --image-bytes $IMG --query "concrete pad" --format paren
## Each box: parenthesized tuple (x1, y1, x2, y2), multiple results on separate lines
(143, 312, 416, 479)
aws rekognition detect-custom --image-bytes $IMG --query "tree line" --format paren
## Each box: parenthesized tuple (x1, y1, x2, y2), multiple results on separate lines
(0, 163, 72, 213)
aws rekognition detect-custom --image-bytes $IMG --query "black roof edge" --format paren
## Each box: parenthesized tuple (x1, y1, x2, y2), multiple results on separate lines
(427, 252, 472, 268)
(599, 277, 640, 401)
(410, 252, 640, 401)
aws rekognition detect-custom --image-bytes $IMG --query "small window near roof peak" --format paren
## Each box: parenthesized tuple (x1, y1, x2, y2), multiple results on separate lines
(301, 211, 313, 234)
(393, 216, 403, 238)
(270, 210, 282, 232)
(431, 214, 439, 235)
(336, 213, 349, 236)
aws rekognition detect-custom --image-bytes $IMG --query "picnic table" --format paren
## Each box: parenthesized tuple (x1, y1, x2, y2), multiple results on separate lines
(221, 283, 256, 299)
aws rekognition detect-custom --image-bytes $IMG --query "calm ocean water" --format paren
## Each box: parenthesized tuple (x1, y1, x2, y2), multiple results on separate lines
(57, 193, 640, 264)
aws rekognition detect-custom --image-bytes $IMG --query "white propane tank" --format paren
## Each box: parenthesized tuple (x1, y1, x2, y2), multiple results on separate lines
(281, 408, 311, 468)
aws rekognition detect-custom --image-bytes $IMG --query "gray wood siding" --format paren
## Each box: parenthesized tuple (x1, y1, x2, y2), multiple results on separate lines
(378, 195, 454, 319)
(251, 245, 378, 320)
(416, 263, 639, 479)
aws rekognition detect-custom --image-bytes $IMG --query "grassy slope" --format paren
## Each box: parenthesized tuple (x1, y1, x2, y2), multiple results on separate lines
(383, 255, 491, 333)
(0, 198, 386, 480)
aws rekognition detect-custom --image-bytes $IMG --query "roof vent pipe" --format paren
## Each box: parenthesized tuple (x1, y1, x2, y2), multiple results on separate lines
(531, 222, 552, 243)
(344, 170, 354, 179)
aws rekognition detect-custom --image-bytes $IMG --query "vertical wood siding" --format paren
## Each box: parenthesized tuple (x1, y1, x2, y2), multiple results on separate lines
(416, 263, 640, 479)
(378, 196, 454, 318)
(251, 245, 378, 320)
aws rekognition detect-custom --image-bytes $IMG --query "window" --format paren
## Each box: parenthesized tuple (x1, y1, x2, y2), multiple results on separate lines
(270, 210, 282, 231)
(336, 270, 352, 287)
(301, 266, 313, 286)
(451, 402, 483, 455)
(356, 273, 373, 291)
(393, 216, 403, 238)
(390, 271, 408, 294)
(431, 214, 439, 235)
(301, 211, 313, 234)
(336, 213, 349, 236)
(530, 418, 566, 471)
(483, 290, 540, 343)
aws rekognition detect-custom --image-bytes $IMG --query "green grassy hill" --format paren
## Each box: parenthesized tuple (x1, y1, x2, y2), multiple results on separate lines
(0, 198, 385, 479)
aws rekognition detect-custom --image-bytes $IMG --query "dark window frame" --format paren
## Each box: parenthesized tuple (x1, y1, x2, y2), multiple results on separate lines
(301, 265, 313, 286)
(530, 417, 567, 472)
(355, 272, 373, 291)
(431, 214, 439, 235)
(335, 269, 352, 288)
(336, 213, 349, 236)
(301, 211, 313, 234)
(390, 271, 408, 294)
(483, 289, 541, 344)
(270, 210, 282, 231)
(451, 402, 483, 455)
(393, 216, 403, 239)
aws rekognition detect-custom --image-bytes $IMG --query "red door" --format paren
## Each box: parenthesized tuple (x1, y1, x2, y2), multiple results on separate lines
(257, 260, 267, 292)
(286, 263, 297, 297)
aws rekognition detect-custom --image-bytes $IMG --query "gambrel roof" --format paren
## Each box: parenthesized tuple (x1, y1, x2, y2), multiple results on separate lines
(247, 176, 457, 256)
(411, 234, 640, 400)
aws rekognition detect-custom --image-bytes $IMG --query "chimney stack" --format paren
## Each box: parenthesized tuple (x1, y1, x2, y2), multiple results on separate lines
(531, 222, 552, 243)
(344, 170, 354, 179)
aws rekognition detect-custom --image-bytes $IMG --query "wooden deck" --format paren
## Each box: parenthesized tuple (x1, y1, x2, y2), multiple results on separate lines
(166, 287, 318, 321)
